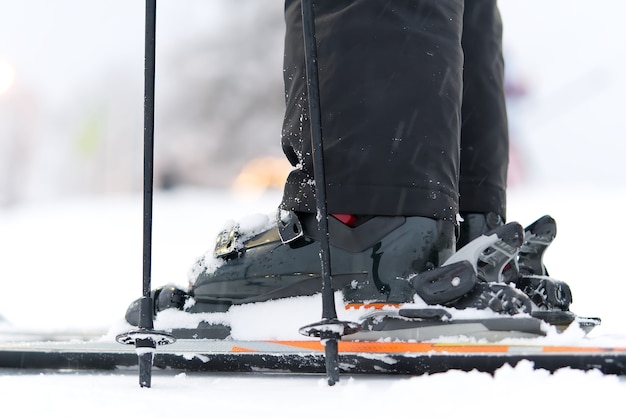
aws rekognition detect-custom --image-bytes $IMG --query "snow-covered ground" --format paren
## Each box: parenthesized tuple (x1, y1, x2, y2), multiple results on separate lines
(1, 187, 626, 416)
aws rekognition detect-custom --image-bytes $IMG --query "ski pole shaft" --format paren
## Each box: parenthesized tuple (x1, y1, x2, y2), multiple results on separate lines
(300, 0, 340, 386)
(142, 0, 156, 304)
(139, 0, 157, 388)
(116, 0, 175, 389)
(301, 0, 335, 324)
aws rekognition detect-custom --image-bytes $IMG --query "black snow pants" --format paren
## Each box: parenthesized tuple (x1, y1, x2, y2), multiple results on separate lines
(280, 0, 508, 224)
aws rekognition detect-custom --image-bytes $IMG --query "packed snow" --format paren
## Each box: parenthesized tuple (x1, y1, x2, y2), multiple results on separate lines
(1, 187, 626, 416)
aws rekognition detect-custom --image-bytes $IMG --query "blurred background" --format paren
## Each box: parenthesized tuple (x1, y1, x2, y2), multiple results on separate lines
(0, 0, 624, 207)
(0, 0, 287, 206)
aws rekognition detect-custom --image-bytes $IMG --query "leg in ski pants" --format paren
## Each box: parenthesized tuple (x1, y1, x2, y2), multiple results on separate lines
(280, 0, 508, 224)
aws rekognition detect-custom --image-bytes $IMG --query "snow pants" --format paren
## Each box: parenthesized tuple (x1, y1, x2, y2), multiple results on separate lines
(280, 0, 508, 224)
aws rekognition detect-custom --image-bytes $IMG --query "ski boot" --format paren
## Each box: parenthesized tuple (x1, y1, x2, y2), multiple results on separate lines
(352, 222, 547, 341)
(456, 211, 518, 283)
(357, 215, 600, 340)
(125, 210, 457, 336)
(457, 212, 504, 249)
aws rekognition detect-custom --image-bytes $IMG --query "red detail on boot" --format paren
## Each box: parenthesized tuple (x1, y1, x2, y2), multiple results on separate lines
(332, 214, 357, 226)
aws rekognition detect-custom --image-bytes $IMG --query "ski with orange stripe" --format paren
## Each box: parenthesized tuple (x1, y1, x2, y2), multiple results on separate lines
(1, 337, 626, 376)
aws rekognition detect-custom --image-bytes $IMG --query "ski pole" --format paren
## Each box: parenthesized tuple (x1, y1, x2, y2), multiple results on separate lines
(137, 0, 158, 389)
(297, 0, 359, 386)
(116, 0, 174, 388)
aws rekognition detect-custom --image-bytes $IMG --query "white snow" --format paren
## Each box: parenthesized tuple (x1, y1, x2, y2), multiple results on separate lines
(1, 361, 620, 417)
(2, 187, 626, 416)
(1, 0, 626, 415)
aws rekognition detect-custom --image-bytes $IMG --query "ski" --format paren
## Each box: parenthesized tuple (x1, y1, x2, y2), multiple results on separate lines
(1, 338, 625, 376)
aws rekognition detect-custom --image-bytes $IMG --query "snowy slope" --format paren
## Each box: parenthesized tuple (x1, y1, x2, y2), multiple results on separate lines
(1, 188, 626, 417)
(1, 187, 624, 336)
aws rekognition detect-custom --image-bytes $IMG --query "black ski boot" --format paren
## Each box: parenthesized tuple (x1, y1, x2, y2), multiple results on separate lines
(345, 221, 553, 342)
(457, 212, 504, 249)
(351, 216, 599, 340)
(125, 210, 456, 326)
